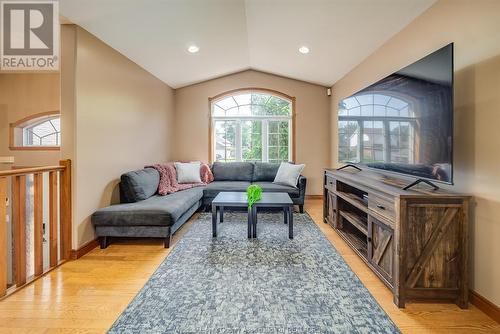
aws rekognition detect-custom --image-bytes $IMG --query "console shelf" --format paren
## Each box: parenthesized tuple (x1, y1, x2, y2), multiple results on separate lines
(334, 190, 368, 212)
(323, 168, 471, 309)
(337, 228, 367, 257)
(339, 210, 367, 235)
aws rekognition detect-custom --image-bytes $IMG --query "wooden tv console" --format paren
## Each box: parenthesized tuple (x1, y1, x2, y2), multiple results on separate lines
(323, 168, 470, 308)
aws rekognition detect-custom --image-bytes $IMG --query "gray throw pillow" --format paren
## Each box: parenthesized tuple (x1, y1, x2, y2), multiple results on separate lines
(175, 162, 202, 183)
(273, 162, 305, 188)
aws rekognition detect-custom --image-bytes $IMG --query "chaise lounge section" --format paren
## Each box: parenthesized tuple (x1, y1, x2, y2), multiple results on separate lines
(92, 162, 307, 248)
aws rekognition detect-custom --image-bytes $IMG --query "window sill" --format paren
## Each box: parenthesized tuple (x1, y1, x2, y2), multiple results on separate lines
(9, 146, 60, 151)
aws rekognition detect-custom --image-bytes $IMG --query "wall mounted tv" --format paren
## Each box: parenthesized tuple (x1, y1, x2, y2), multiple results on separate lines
(338, 43, 454, 185)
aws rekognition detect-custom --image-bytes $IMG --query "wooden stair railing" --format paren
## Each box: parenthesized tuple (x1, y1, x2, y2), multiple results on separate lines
(0, 159, 71, 299)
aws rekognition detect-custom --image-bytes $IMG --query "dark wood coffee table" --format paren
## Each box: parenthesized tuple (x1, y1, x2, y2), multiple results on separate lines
(211, 192, 294, 239)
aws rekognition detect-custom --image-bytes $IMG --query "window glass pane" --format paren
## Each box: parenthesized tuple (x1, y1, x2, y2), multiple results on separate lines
(214, 120, 237, 162)
(279, 146, 288, 161)
(233, 93, 251, 106)
(251, 104, 266, 116)
(22, 116, 60, 147)
(41, 133, 57, 146)
(268, 120, 289, 162)
(224, 106, 240, 116)
(279, 121, 288, 132)
(250, 93, 291, 116)
(216, 97, 237, 110)
(31, 121, 54, 137)
(238, 105, 251, 116)
(269, 134, 279, 146)
(50, 118, 60, 131)
(213, 105, 225, 116)
(268, 96, 291, 116)
(214, 92, 291, 117)
(268, 121, 278, 133)
(279, 133, 288, 146)
(268, 147, 278, 160)
(241, 120, 262, 162)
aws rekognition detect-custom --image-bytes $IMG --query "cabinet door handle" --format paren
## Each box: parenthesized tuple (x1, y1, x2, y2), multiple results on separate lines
(367, 237, 372, 242)
(376, 204, 386, 210)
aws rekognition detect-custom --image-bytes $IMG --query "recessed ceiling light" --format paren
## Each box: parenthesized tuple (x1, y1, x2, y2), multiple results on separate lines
(298, 46, 310, 54)
(187, 45, 199, 53)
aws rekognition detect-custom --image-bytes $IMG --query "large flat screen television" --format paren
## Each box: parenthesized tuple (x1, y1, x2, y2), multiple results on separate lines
(338, 43, 454, 184)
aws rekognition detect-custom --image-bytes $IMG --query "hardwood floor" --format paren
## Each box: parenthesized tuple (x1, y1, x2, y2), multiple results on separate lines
(0, 198, 498, 333)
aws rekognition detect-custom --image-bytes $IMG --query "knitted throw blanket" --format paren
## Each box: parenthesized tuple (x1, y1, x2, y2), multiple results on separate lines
(146, 162, 214, 196)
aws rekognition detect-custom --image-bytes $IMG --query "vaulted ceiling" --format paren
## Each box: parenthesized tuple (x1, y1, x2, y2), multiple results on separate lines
(59, 0, 436, 88)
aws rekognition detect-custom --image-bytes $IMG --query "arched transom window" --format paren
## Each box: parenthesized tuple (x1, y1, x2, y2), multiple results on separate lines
(24, 116, 61, 146)
(10, 112, 61, 150)
(338, 93, 416, 164)
(211, 90, 293, 163)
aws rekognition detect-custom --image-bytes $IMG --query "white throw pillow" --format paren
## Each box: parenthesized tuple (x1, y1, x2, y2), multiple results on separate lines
(175, 162, 202, 183)
(273, 162, 305, 188)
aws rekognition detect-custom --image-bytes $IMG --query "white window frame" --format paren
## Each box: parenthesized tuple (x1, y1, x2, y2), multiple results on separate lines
(212, 117, 292, 163)
(210, 90, 294, 163)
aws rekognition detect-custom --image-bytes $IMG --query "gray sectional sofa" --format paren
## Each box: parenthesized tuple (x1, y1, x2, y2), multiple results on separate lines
(92, 162, 307, 249)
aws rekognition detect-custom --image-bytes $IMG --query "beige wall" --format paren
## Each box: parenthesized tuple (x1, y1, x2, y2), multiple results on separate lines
(174, 70, 331, 195)
(0, 73, 60, 167)
(61, 27, 175, 248)
(330, 0, 500, 305)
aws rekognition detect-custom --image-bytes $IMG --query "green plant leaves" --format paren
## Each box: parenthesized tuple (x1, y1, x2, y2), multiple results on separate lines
(247, 184, 262, 208)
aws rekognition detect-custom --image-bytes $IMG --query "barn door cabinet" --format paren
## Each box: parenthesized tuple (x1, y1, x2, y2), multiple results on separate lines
(368, 216, 394, 285)
(323, 168, 470, 308)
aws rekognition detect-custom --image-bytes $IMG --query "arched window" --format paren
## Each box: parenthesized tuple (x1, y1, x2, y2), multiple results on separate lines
(338, 93, 415, 164)
(24, 117, 60, 146)
(10, 111, 61, 150)
(210, 89, 294, 163)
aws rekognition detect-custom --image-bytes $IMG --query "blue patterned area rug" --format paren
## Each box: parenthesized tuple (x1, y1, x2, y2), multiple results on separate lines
(109, 212, 400, 334)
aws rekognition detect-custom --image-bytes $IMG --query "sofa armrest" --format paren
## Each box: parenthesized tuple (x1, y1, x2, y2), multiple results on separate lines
(297, 175, 307, 202)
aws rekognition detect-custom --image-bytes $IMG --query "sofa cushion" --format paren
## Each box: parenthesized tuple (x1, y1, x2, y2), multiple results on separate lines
(253, 162, 280, 182)
(273, 162, 305, 188)
(203, 181, 251, 198)
(92, 187, 203, 227)
(212, 162, 254, 182)
(175, 162, 202, 183)
(252, 181, 300, 197)
(120, 168, 160, 203)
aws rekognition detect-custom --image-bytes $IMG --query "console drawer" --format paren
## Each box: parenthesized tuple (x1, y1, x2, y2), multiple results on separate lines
(369, 194, 396, 222)
(326, 176, 336, 190)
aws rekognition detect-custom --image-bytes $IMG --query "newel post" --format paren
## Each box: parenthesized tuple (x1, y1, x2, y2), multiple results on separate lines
(59, 159, 72, 260)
